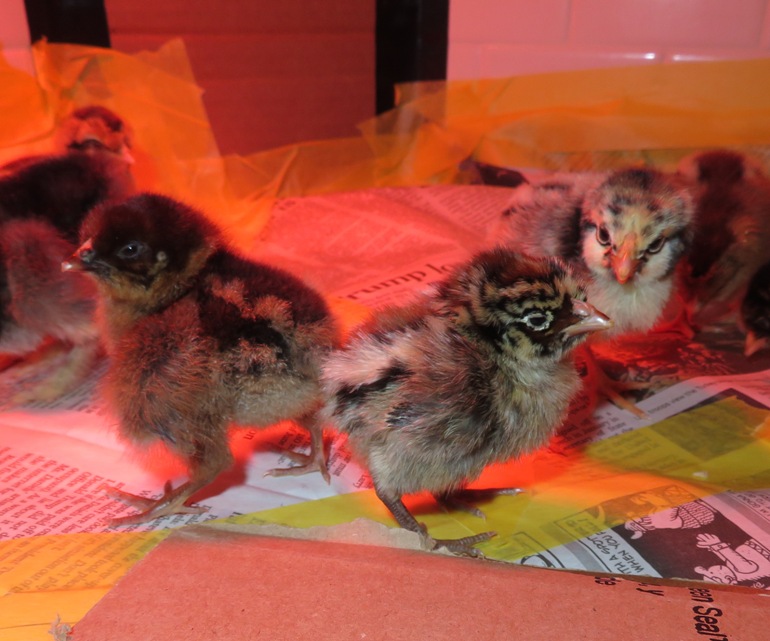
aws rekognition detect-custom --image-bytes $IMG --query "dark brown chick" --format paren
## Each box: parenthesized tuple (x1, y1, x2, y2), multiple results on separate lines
(0, 119, 134, 401)
(1, 104, 133, 177)
(0, 150, 134, 244)
(321, 248, 611, 555)
(676, 149, 770, 329)
(0, 219, 99, 395)
(741, 260, 770, 357)
(63, 193, 338, 525)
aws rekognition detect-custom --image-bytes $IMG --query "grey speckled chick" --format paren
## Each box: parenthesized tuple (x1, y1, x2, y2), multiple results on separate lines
(574, 168, 694, 337)
(321, 247, 611, 556)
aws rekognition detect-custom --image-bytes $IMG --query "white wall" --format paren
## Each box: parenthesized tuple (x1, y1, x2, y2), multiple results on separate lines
(449, 0, 770, 80)
(0, 0, 33, 73)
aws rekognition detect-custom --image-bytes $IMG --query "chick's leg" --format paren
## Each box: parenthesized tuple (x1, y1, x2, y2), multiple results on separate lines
(107, 440, 231, 526)
(375, 485, 496, 558)
(265, 410, 330, 483)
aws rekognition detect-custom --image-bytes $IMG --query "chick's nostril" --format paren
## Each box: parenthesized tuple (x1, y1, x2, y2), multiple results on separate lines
(79, 248, 96, 263)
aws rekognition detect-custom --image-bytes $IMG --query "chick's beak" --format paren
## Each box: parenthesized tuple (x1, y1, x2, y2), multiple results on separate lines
(62, 238, 95, 273)
(119, 145, 136, 165)
(611, 233, 640, 284)
(562, 299, 613, 337)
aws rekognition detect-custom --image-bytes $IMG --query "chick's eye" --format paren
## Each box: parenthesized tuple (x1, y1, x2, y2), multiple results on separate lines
(646, 236, 667, 254)
(596, 225, 611, 247)
(522, 311, 552, 331)
(117, 241, 146, 260)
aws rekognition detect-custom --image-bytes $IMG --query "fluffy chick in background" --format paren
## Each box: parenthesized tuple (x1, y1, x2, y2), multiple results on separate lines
(322, 248, 611, 555)
(1, 104, 134, 177)
(64, 193, 337, 525)
(0, 150, 134, 243)
(499, 167, 694, 417)
(56, 104, 134, 162)
(0, 219, 98, 370)
(676, 149, 770, 329)
(491, 170, 605, 257)
(741, 260, 770, 357)
(0, 106, 134, 401)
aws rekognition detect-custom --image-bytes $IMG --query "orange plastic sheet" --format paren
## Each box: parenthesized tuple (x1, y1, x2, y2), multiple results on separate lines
(4, 41, 770, 246)
(209, 56, 770, 228)
(383, 58, 770, 172)
(0, 39, 259, 248)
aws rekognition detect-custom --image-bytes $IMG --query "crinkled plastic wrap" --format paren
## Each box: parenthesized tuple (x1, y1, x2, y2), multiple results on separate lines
(384, 58, 770, 174)
(210, 56, 770, 215)
(4, 42, 769, 245)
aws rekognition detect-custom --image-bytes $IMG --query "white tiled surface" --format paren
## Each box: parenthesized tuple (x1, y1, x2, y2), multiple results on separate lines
(449, 0, 770, 79)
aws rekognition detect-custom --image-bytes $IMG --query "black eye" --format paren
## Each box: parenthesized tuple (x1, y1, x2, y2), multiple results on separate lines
(522, 311, 552, 331)
(646, 236, 667, 254)
(117, 241, 147, 260)
(596, 225, 611, 247)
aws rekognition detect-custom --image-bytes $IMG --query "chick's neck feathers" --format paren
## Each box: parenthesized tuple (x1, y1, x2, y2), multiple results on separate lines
(96, 240, 218, 350)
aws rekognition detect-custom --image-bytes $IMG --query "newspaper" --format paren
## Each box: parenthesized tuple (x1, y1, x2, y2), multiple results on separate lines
(1, 185, 770, 637)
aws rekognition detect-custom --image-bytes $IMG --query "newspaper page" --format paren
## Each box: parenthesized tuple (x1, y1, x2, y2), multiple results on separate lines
(255, 184, 513, 307)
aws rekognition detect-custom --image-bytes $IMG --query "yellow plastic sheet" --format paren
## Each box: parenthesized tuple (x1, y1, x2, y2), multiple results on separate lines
(0, 531, 168, 640)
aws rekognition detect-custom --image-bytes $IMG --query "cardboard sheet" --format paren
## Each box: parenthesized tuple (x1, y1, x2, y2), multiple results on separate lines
(71, 522, 769, 641)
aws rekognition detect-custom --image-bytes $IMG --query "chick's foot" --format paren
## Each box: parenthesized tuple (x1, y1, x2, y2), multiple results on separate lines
(105, 481, 208, 526)
(264, 448, 330, 483)
(584, 353, 649, 419)
(265, 421, 330, 482)
(379, 489, 496, 557)
(430, 531, 497, 558)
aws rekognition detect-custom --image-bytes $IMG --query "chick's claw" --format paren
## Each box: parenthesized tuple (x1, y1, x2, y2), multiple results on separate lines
(105, 481, 208, 526)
